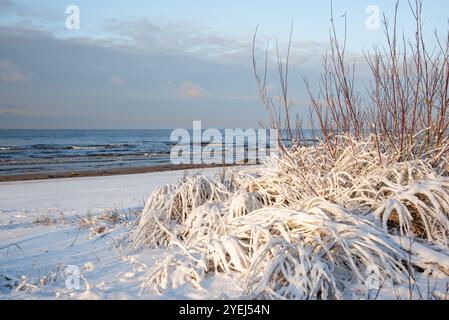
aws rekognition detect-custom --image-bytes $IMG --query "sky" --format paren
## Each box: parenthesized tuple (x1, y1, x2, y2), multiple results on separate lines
(0, 0, 449, 129)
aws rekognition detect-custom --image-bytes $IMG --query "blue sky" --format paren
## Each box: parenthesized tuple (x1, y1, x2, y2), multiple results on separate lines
(1, 0, 449, 129)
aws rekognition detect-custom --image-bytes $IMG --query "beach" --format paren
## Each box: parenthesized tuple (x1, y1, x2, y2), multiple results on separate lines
(0, 168, 211, 215)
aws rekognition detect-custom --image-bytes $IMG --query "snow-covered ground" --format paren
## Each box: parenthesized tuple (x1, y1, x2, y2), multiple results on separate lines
(1, 167, 448, 300)
(0, 168, 241, 300)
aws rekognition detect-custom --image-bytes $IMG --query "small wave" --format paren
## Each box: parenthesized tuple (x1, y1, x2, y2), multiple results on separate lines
(66, 144, 136, 150)
(0, 146, 21, 151)
(69, 146, 100, 150)
(27, 143, 138, 151)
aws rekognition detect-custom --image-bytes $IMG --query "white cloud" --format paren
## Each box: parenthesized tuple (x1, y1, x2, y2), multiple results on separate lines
(101, 18, 339, 69)
(0, 60, 30, 83)
(102, 18, 257, 65)
(177, 81, 208, 99)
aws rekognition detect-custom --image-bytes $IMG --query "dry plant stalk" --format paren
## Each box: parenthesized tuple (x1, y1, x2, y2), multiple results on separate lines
(254, 0, 449, 166)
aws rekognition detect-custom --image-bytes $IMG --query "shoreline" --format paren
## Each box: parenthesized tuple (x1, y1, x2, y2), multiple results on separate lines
(0, 163, 246, 183)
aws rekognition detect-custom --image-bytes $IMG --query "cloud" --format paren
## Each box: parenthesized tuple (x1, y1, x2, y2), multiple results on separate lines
(177, 81, 208, 99)
(0, 26, 267, 128)
(102, 18, 252, 65)
(0, 25, 329, 128)
(109, 75, 126, 86)
(101, 17, 342, 69)
(0, 60, 30, 83)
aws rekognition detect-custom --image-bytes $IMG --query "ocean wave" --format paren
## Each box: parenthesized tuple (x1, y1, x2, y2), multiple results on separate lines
(26, 143, 137, 151)
(66, 144, 137, 150)
(0, 146, 21, 151)
(69, 146, 100, 150)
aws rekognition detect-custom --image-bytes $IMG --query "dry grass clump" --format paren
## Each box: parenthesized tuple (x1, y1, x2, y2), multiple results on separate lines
(33, 215, 59, 226)
(132, 174, 232, 248)
(0, 264, 68, 293)
(131, 139, 449, 299)
(33, 212, 67, 226)
(78, 207, 139, 237)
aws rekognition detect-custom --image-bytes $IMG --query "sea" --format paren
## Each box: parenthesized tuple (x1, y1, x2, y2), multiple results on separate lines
(0, 129, 298, 176)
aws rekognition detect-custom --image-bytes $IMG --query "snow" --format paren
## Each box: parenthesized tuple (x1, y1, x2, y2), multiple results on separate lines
(0, 168, 241, 300)
(0, 171, 187, 218)
(1, 165, 448, 300)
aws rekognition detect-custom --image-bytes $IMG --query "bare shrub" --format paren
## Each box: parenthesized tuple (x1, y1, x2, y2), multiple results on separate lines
(253, 0, 449, 167)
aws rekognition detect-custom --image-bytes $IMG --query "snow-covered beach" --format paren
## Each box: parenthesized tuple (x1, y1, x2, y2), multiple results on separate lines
(0, 168, 241, 299)
(2, 157, 449, 300)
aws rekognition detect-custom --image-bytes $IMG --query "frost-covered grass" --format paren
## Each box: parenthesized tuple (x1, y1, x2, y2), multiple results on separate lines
(132, 138, 449, 300)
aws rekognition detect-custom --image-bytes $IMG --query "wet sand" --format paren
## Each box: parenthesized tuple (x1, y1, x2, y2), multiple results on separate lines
(0, 163, 244, 182)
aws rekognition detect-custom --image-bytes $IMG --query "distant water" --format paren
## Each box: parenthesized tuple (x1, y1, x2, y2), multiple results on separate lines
(0, 130, 176, 176)
(0, 129, 295, 176)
